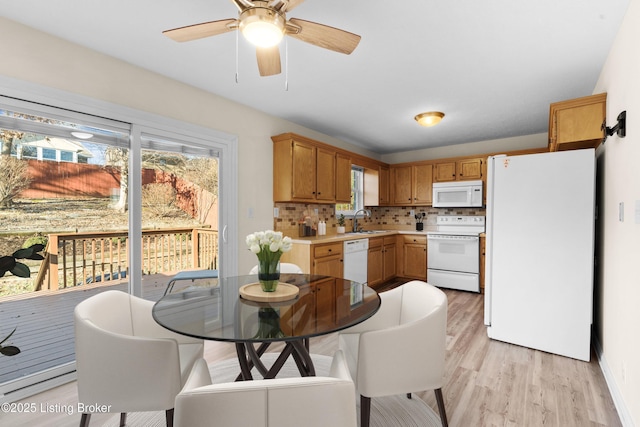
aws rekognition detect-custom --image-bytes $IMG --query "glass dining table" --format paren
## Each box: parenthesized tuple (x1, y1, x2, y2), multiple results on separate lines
(152, 273, 381, 380)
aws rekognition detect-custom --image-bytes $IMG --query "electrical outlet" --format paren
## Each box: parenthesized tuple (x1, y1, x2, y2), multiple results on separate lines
(619, 202, 624, 222)
(314, 208, 318, 215)
(410, 209, 415, 217)
(273, 207, 279, 218)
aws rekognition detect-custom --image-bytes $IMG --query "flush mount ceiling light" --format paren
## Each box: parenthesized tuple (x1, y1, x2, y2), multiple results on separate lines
(239, 6, 285, 48)
(70, 131, 94, 139)
(414, 111, 445, 127)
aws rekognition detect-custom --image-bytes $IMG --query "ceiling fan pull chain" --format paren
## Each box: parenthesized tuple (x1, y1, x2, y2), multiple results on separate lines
(284, 38, 289, 91)
(235, 29, 239, 84)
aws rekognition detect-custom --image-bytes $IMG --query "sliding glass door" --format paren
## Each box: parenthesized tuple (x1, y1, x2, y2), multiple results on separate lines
(138, 131, 221, 301)
(0, 92, 237, 402)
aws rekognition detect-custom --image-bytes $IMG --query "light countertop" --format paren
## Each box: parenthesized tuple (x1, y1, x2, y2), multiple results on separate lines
(288, 227, 437, 245)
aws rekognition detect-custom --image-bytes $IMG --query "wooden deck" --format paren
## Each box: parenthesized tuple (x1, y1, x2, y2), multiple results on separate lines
(0, 273, 178, 387)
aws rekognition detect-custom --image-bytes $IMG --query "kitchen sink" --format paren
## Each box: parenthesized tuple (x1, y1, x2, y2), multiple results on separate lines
(346, 230, 388, 235)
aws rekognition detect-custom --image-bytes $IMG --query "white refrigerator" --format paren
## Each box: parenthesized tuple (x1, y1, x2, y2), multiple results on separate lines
(484, 149, 595, 361)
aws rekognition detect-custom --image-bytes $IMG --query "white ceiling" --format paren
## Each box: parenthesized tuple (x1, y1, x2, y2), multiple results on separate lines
(0, 0, 630, 154)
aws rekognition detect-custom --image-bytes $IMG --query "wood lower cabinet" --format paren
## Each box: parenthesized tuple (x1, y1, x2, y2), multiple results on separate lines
(382, 237, 397, 282)
(313, 277, 336, 330)
(367, 237, 397, 285)
(367, 237, 384, 287)
(401, 235, 427, 280)
(312, 242, 343, 278)
(282, 241, 343, 278)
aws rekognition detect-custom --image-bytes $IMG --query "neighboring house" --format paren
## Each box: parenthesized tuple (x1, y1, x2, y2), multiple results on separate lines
(13, 137, 93, 163)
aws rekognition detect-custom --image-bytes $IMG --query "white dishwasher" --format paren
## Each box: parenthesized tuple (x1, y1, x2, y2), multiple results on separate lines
(343, 238, 369, 284)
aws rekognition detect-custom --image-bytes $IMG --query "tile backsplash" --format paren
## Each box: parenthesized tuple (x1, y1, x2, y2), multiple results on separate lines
(274, 202, 486, 237)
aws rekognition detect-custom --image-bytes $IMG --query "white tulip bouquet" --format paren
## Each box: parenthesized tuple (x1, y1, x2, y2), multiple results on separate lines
(246, 230, 293, 291)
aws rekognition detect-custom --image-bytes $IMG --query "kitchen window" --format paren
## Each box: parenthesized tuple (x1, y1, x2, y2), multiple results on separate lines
(336, 165, 364, 216)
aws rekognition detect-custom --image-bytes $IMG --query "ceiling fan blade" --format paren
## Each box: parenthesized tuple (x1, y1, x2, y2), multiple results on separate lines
(256, 46, 282, 76)
(287, 18, 361, 54)
(281, 0, 305, 12)
(231, 0, 254, 12)
(163, 19, 238, 42)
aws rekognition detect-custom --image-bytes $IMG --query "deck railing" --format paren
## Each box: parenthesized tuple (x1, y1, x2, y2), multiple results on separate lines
(35, 228, 218, 291)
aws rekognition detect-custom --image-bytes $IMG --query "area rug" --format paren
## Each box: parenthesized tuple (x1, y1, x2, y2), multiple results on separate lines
(103, 353, 442, 427)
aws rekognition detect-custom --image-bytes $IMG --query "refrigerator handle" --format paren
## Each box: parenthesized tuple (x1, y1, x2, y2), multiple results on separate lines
(483, 155, 501, 326)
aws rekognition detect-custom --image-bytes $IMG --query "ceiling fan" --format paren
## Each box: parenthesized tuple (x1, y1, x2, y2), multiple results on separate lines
(163, 0, 361, 77)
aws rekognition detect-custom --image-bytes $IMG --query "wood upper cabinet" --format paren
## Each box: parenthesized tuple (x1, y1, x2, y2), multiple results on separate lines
(364, 165, 390, 207)
(273, 134, 340, 203)
(549, 93, 606, 152)
(392, 165, 413, 204)
(315, 147, 336, 202)
(456, 158, 483, 180)
(378, 166, 390, 205)
(433, 162, 456, 182)
(391, 164, 433, 205)
(290, 141, 316, 199)
(434, 158, 483, 182)
(414, 164, 433, 204)
(335, 153, 351, 203)
(401, 235, 427, 280)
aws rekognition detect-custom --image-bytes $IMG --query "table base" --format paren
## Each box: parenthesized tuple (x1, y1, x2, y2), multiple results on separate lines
(234, 339, 315, 381)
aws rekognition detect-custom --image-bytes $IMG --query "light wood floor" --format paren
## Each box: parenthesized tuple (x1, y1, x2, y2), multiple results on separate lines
(4, 287, 621, 427)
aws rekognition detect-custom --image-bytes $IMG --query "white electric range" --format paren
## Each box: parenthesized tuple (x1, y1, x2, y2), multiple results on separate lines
(427, 215, 485, 293)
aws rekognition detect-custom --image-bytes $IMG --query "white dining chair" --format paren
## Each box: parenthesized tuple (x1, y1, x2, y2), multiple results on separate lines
(248, 262, 303, 275)
(174, 350, 357, 427)
(74, 290, 204, 427)
(338, 280, 449, 427)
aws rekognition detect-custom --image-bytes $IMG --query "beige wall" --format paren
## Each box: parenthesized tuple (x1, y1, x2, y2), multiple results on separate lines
(0, 16, 547, 275)
(381, 132, 548, 164)
(0, 17, 379, 274)
(593, 0, 639, 424)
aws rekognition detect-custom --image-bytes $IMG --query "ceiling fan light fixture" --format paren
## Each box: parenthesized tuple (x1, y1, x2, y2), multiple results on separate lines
(240, 7, 285, 48)
(415, 111, 445, 127)
(70, 131, 94, 139)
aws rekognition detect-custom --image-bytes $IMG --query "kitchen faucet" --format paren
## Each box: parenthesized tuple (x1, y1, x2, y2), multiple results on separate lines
(352, 209, 370, 232)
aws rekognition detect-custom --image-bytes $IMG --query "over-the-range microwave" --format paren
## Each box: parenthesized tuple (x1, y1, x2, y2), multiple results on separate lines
(432, 180, 483, 208)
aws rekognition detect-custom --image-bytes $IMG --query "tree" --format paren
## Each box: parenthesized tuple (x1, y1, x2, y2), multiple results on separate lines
(0, 130, 31, 208)
(105, 147, 129, 213)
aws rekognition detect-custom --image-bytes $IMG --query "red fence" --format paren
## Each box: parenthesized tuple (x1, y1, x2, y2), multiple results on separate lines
(20, 160, 120, 198)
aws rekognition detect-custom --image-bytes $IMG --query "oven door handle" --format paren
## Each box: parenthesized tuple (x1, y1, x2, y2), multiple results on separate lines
(427, 235, 479, 242)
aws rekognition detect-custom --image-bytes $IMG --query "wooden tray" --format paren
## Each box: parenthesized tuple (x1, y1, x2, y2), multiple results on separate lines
(239, 282, 299, 302)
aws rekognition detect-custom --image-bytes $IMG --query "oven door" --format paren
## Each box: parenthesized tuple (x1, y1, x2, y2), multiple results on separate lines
(427, 234, 479, 273)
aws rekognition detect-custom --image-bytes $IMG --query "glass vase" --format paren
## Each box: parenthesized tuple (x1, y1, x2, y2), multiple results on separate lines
(257, 256, 281, 292)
